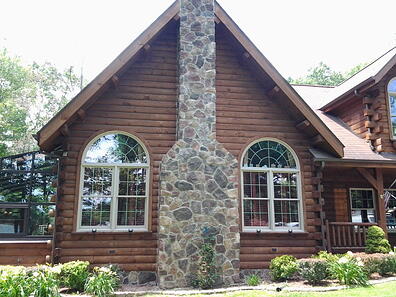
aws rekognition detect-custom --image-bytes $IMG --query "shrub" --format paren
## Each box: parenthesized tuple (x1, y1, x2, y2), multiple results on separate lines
(191, 228, 219, 289)
(60, 260, 90, 292)
(246, 274, 261, 286)
(329, 253, 369, 287)
(298, 258, 329, 285)
(269, 255, 298, 281)
(365, 226, 391, 254)
(0, 266, 32, 297)
(84, 266, 119, 297)
(375, 252, 396, 276)
(313, 251, 339, 263)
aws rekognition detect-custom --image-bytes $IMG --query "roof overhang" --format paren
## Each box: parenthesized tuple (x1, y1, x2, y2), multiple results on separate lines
(37, 0, 345, 158)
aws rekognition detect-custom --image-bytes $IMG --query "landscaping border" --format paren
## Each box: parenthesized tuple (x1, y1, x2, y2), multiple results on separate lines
(112, 277, 396, 296)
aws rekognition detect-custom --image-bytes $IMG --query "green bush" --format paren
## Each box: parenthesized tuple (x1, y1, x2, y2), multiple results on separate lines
(245, 274, 261, 286)
(191, 241, 219, 289)
(0, 266, 31, 297)
(376, 253, 396, 276)
(269, 255, 298, 281)
(298, 258, 329, 285)
(313, 251, 340, 263)
(84, 266, 119, 297)
(60, 260, 90, 292)
(329, 253, 369, 287)
(365, 226, 391, 254)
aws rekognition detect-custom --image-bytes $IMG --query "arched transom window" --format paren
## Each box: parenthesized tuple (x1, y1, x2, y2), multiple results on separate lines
(78, 132, 149, 232)
(388, 78, 396, 138)
(241, 139, 303, 232)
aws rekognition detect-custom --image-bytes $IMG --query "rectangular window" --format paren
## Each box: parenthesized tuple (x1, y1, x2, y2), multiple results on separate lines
(385, 189, 396, 231)
(350, 188, 376, 223)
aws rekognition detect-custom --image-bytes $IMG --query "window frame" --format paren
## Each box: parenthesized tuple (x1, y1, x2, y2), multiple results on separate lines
(349, 188, 376, 223)
(386, 77, 396, 139)
(76, 132, 150, 233)
(240, 138, 304, 233)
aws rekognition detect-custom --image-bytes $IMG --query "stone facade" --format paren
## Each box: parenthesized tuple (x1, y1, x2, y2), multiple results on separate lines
(157, 0, 241, 289)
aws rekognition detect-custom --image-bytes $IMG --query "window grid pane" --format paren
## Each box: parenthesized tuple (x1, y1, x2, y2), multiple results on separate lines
(83, 167, 112, 196)
(81, 197, 111, 227)
(117, 197, 146, 226)
(274, 200, 299, 228)
(243, 172, 267, 198)
(243, 199, 269, 227)
(350, 189, 376, 223)
(273, 173, 298, 199)
(119, 168, 146, 196)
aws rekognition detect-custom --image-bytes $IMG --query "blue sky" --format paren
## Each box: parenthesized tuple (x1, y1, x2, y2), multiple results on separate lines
(1, 0, 395, 81)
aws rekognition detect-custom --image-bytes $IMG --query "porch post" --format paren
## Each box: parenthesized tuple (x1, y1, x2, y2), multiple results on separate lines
(376, 168, 388, 236)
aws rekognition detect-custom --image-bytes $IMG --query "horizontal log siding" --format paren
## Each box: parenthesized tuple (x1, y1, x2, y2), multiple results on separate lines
(0, 242, 51, 265)
(215, 31, 320, 269)
(55, 26, 177, 271)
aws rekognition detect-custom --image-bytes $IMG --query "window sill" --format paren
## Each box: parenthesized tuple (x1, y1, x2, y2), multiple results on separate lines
(72, 230, 151, 235)
(241, 230, 307, 235)
(0, 239, 50, 244)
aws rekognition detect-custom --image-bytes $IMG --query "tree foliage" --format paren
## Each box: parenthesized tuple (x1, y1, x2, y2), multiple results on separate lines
(0, 49, 81, 156)
(288, 62, 368, 86)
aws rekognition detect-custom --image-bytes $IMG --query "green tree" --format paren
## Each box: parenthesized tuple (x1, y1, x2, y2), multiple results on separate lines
(0, 49, 81, 156)
(289, 62, 368, 86)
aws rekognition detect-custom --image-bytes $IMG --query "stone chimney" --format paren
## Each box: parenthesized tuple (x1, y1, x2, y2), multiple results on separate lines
(158, 0, 240, 288)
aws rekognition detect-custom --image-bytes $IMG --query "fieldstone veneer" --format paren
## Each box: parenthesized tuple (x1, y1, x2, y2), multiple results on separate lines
(158, 0, 240, 289)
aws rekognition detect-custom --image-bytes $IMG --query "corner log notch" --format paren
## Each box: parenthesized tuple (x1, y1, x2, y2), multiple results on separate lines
(356, 168, 387, 234)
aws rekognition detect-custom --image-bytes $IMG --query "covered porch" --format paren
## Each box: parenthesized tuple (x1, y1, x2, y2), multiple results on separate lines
(319, 164, 396, 252)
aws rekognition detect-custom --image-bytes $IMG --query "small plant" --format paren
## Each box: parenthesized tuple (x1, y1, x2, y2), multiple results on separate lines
(84, 266, 119, 297)
(191, 228, 219, 289)
(60, 260, 90, 292)
(329, 252, 369, 287)
(29, 265, 61, 297)
(246, 274, 261, 286)
(298, 258, 329, 285)
(365, 226, 391, 254)
(0, 266, 32, 297)
(376, 252, 396, 276)
(269, 255, 298, 281)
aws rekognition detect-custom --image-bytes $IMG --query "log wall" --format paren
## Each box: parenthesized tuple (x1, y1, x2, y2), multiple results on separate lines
(54, 24, 177, 271)
(215, 29, 321, 269)
(0, 241, 52, 266)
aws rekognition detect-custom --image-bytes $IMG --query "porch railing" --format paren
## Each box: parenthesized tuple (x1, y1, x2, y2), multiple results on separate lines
(325, 221, 377, 252)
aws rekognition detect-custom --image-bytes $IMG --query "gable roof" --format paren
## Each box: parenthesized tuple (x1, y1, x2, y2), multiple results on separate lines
(37, 1, 344, 158)
(320, 47, 396, 112)
(292, 84, 334, 110)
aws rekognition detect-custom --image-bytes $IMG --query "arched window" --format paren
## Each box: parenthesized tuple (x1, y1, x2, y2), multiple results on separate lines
(77, 132, 149, 232)
(388, 78, 396, 138)
(241, 139, 303, 232)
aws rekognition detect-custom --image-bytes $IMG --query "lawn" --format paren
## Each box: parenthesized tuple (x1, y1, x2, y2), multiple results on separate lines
(145, 281, 396, 297)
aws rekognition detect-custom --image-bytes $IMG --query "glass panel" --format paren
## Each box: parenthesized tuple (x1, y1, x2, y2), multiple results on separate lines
(274, 200, 299, 228)
(243, 199, 269, 227)
(351, 209, 376, 223)
(84, 134, 147, 164)
(81, 197, 111, 227)
(388, 78, 396, 93)
(391, 117, 396, 137)
(119, 168, 146, 196)
(273, 173, 298, 199)
(243, 140, 296, 169)
(0, 208, 25, 234)
(117, 197, 145, 226)
(83, 167, 112, 196)
(351, 189, 374, 208)
(243, 172, 267, 198)
(389, 95, 396, 115)
(29, 204, 55, 235)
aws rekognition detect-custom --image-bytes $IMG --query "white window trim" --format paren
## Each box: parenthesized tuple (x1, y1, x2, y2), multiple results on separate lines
(76, 131, 150, 233)
(349, 188, 376, 223)
(240, 138, 304, 233)
(386, 77, 396, 139)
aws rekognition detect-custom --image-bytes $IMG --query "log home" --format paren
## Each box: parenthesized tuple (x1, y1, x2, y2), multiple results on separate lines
(1, 0, 396, 288)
